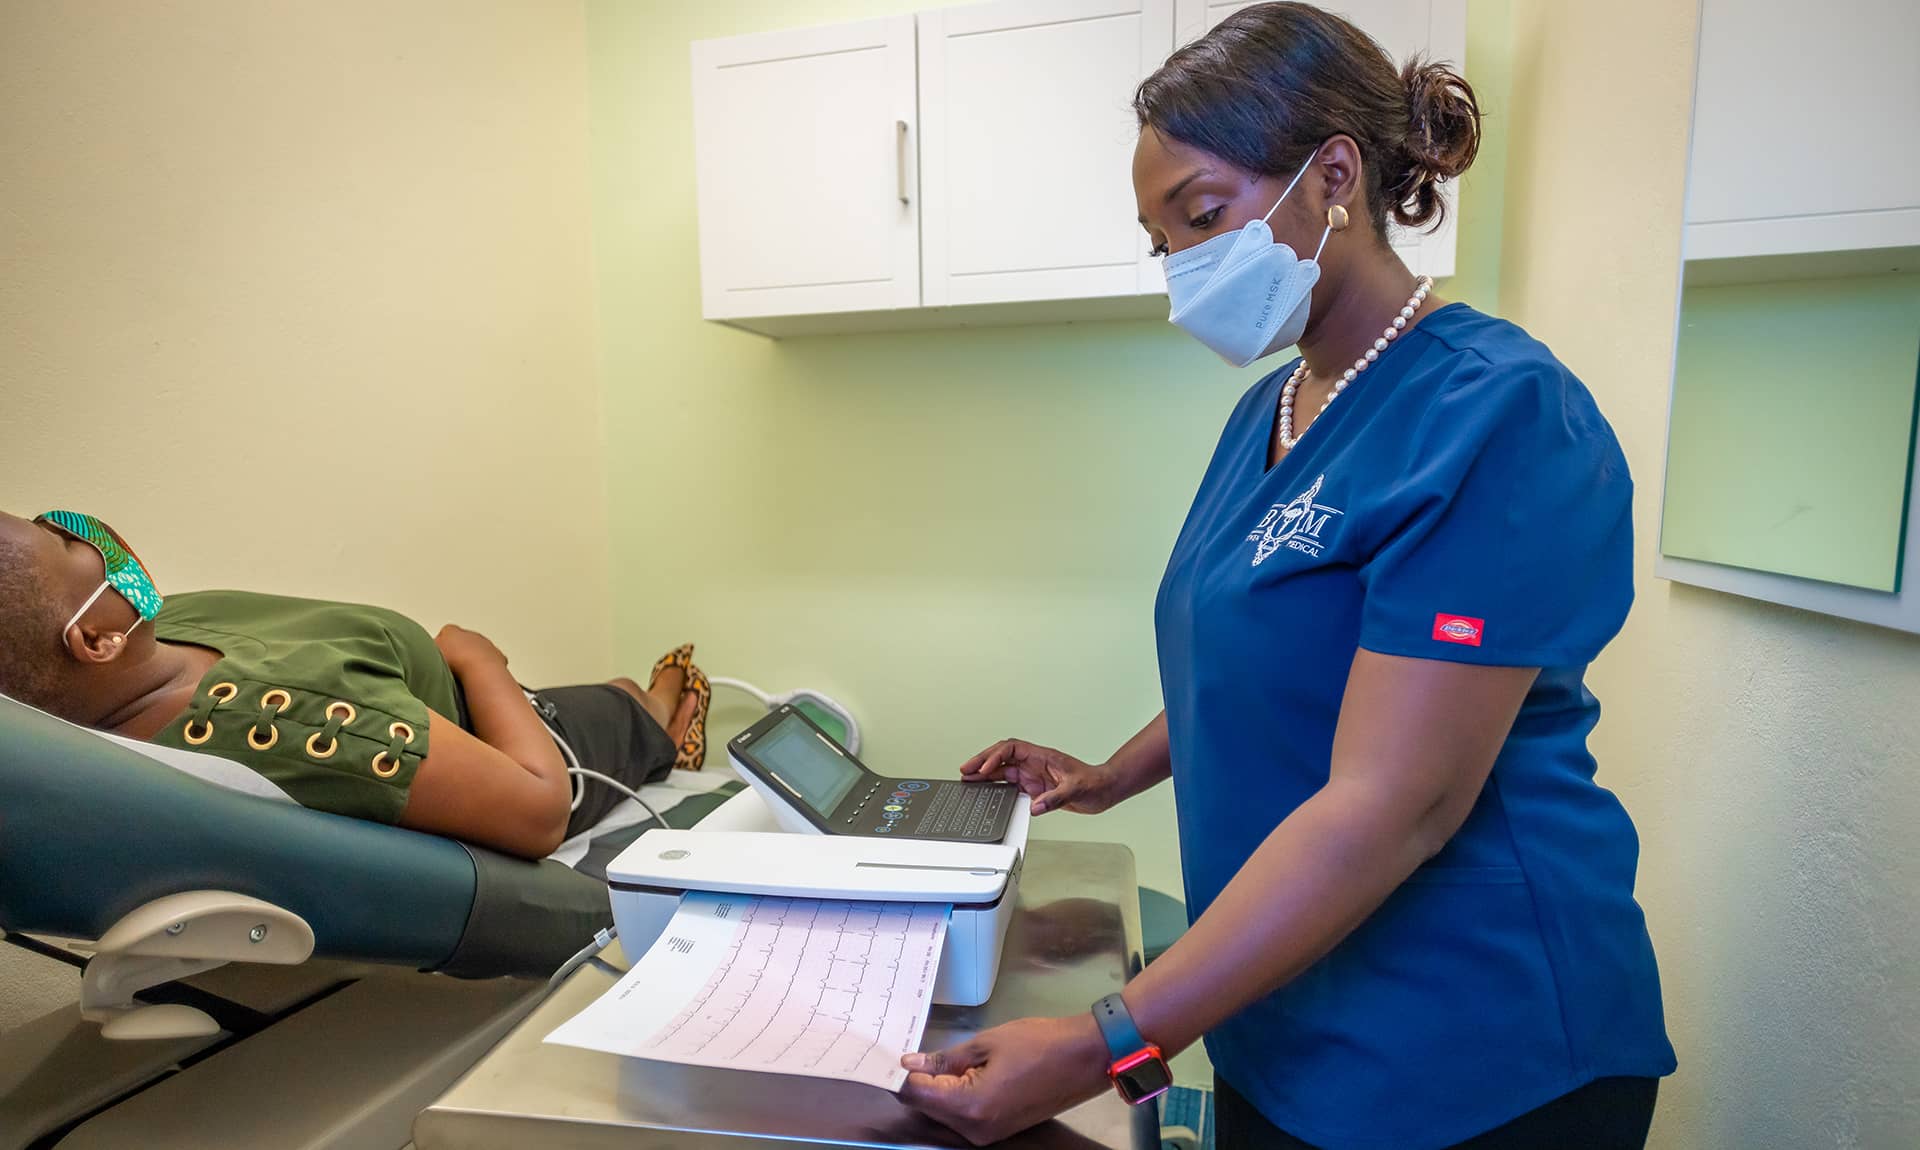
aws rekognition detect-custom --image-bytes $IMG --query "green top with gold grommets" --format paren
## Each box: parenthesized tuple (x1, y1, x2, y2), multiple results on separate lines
(148, 590, 460, 825)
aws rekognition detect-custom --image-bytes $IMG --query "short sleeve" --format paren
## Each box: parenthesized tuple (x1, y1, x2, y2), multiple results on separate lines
(1356, 361, 1634, 667)
(158, 675, 433, 825)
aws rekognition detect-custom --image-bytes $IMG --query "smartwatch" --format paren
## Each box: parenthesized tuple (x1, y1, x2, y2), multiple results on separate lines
(1091, 993, 1173, 1105)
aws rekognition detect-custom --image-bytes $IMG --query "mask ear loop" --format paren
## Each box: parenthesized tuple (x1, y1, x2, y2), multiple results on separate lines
(1313, 204, 1351, 262)
(60, 580, 143, 644)
(1261, 147, 1324, 225)
(62, 581, 112, 639)
(62, 583, 111, 637)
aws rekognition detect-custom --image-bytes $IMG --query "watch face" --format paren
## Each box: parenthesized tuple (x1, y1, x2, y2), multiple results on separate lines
(1110, 1047, 1174, 1105)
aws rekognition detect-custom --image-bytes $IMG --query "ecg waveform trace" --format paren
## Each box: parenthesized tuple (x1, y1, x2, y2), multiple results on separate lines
(545, 892, 950, 1091)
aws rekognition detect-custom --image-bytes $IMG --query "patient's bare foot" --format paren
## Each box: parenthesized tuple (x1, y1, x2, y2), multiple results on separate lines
(611, 668, 700, 746)
(663, 689, 699, 745)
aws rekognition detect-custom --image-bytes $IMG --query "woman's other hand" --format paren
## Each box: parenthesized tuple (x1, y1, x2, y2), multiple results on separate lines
(960, 739, 1118, 816)
(434, 623, 508, 671)
(898, 1015, 1112, 1146)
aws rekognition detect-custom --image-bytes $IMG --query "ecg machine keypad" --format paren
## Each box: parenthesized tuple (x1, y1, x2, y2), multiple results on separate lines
(843, 780, 888, 823)
(914, 782, 1016, 840)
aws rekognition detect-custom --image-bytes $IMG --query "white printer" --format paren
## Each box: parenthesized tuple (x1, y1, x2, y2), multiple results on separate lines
(605, 707, 1031, 1007)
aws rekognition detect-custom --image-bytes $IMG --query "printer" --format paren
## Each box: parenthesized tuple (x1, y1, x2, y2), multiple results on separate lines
(606, 773, 1031, 1007)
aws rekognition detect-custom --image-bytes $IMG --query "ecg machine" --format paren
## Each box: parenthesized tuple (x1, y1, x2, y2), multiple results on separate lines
(726, 705, 1019, 843)
(604, 715, 1032, 1007)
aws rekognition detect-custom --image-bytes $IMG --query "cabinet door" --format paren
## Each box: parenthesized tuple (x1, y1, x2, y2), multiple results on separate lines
(1173, 0, 1466, 279)
(691, 17, 919, 320)
(918, 0, 1174, 307)
(1686, 0, 1920, 259)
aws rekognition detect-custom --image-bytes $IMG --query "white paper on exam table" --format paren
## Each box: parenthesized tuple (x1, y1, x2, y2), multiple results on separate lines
(545, 891, 951, 1091)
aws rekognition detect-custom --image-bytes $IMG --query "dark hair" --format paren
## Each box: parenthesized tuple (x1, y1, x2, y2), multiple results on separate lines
(1134, 2, 1481, 233)
(0, 536, 66, 712)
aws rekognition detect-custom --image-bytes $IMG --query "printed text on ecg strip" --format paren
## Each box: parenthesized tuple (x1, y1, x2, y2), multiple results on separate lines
(644, 897, 947, 1080)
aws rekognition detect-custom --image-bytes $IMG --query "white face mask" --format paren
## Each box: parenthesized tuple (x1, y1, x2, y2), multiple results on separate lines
(1163, 149, 1337, 368)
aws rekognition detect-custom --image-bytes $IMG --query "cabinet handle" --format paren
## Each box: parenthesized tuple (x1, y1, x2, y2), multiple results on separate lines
(895, 119, 910, 206)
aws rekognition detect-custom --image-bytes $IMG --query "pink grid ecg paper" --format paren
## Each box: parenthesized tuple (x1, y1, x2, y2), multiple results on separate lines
(546, 892, 950, 1091)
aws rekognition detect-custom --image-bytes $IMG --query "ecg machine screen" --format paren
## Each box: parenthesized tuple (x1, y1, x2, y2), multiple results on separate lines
(750, 713, 864, 815)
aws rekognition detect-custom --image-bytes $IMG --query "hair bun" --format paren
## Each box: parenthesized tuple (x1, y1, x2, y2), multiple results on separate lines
(1390, 57, 1481, 230)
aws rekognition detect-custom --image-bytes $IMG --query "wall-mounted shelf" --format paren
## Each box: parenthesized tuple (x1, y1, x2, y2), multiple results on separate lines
(1656, 271, 1920, 630)
(1682, 246, 1920, 289)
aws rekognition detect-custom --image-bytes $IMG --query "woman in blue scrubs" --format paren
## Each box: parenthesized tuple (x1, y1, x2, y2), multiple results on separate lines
(899, 5, 1675, 1148)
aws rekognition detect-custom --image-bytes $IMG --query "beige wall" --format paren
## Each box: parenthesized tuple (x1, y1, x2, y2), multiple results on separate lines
(0, 1, 607, 1025)
(1501, 4, 1920, 1147)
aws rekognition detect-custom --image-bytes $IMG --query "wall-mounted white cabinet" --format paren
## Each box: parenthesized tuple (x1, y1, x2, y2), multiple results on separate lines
(1175, 0, 1466, 279)
(919, 0, 1172, 306)
(689, 16, 920, 320)
(691, 0, 1467, 335)
(1684, 0, 1920, 262)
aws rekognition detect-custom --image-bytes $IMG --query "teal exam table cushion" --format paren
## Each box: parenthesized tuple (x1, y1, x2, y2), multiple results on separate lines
(0, 694, 615, 977)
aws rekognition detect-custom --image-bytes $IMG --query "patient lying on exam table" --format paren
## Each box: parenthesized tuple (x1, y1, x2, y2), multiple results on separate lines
(0, 508, 712, 860)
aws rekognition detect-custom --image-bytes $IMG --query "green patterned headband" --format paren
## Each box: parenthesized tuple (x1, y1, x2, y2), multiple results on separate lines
(36, 510, 165, 622)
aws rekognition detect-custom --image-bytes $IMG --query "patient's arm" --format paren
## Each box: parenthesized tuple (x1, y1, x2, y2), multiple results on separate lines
(397, 626, 571, 858)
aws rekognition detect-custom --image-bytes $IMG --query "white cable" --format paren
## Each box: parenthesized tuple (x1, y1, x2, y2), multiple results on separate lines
(523, 688, 668, 828)
(535, 678, 861, 841)
(566, 766, 667, 829)
(707, 676, 771, 708)
(708, 677, 862, 755)
(545, 925, 619, 995)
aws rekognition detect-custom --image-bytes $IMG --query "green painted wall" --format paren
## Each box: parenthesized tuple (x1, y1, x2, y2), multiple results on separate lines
(585, 0, 1513, 897)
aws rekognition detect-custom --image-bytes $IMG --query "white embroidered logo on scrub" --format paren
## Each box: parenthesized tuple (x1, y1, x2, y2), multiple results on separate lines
(1248, 474, 1344, 566)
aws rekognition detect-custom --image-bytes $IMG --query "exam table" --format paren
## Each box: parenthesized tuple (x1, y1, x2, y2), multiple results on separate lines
(0, 693, 735, 1150)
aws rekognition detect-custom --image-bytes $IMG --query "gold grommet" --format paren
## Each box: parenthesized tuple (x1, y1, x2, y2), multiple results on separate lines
(248, 724, 280, 751)
(208, 682, 238, 703)
(1327, 204, 1350, 231)
(388, 721, 414, 744)
(183, 720, 214, 746)
(371, 752, 401, 779)
(306, 731, 338, 760)
(261, 689, 292, 711)
(325, 701, 357, 725)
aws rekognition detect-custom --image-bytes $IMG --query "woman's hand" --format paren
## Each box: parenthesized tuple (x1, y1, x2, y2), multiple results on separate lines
(960, 740, 1119, 816)
(434, 623, 508, 672)
(898, 1015, 1112, 1146)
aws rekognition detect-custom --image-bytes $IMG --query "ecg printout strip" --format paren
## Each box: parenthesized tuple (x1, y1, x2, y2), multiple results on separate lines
(545, 892, 951, 1091)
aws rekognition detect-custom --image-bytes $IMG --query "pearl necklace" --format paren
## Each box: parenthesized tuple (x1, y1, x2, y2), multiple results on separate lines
(1278, 276, 1432, 452)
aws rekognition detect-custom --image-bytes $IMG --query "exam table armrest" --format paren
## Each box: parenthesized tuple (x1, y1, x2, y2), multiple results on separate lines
(79, 890, 315, 1041)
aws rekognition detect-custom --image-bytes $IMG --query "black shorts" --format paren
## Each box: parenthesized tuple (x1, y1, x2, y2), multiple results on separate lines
(524, 683, 679, 837)
(1214, 1075, 1658, 1150)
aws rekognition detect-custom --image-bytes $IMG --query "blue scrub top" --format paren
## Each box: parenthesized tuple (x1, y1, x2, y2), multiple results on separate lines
(1155, 304, 1676, 1149)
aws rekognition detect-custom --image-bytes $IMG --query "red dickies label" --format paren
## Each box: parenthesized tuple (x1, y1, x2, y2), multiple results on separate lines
(1433, 614, 1485, 646)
